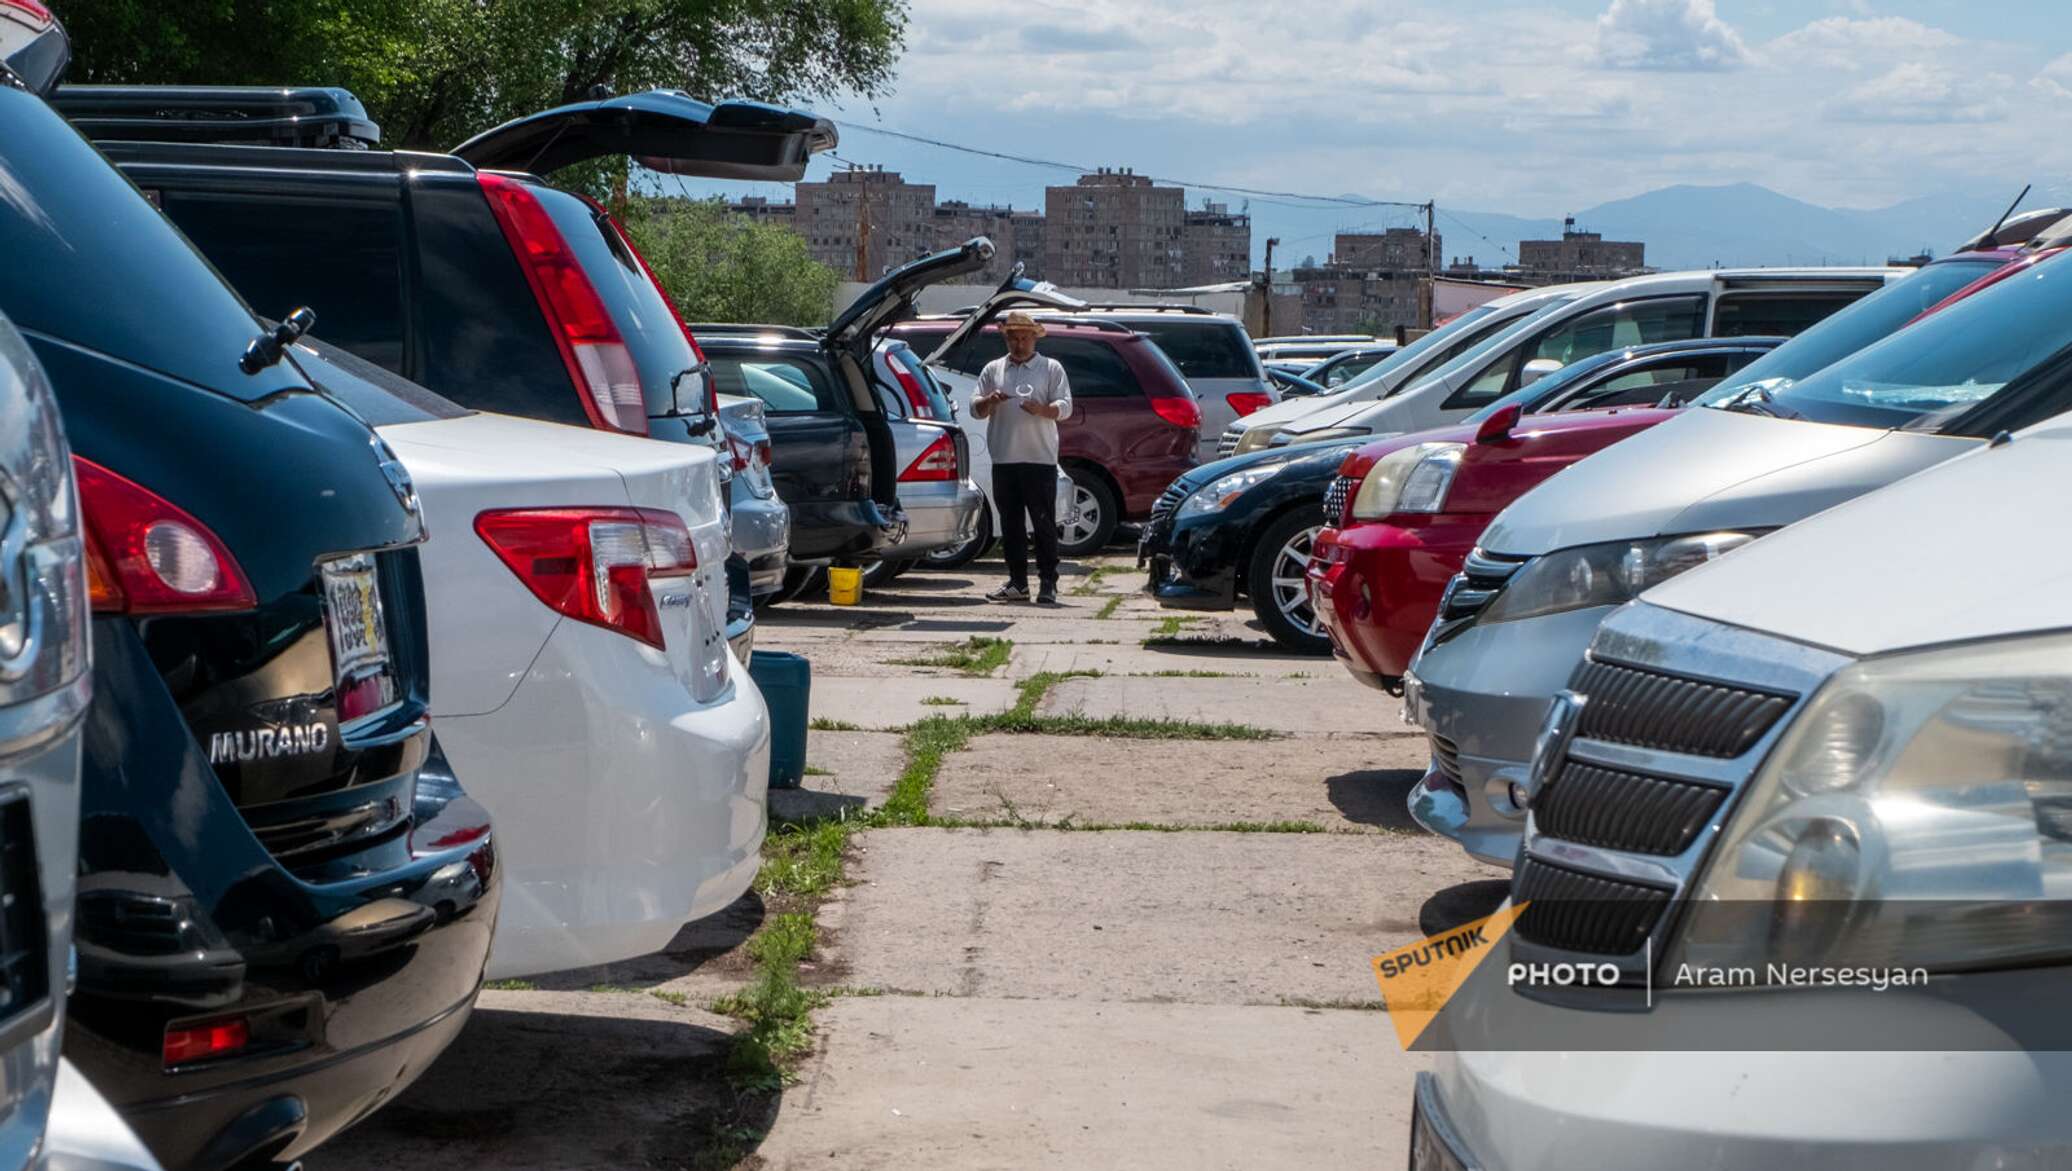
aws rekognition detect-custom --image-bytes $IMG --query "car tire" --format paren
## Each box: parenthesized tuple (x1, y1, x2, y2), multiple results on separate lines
(1057, 466, 1119, 557)
(861, 557, 914, 587)
(1247, 507, 1331, 654)
(919, 504, 993, 571)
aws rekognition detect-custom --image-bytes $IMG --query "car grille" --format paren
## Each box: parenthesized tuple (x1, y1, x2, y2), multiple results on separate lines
(1322, 474, 1355, 527)
(1216, 424, 1245, 456)
(0, 796, 44, 1021)
(1149, 478, 1190, 526)
(1426, 549, 1529, 647)
(1513, 855, 1673, 956)
(1530, 760, 1726, 856)
(1570, 659, 1792, 758)
(1429, 732, 1463, 787)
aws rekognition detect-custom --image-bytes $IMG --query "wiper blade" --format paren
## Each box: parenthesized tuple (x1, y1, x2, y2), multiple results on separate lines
(1721, 384, 1800, 420)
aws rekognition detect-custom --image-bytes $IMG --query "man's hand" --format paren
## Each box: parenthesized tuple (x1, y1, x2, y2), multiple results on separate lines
(1019, 399, 1061, 420)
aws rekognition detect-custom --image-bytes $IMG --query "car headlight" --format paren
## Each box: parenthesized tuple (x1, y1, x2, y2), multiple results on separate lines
(1671, 630, 2072, 979)
(1351, 442, 1463, 520)
(1233, 427, 1279, 454)
(1177, 463, 1287, 519)
(1479, 531, 1762, 624)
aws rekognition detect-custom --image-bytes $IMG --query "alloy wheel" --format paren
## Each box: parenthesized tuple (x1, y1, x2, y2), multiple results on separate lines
(1272, 525, 1324, 637)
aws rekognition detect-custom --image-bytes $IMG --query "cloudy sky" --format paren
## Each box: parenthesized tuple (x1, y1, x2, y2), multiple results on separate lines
(701, 0, 2068, 227)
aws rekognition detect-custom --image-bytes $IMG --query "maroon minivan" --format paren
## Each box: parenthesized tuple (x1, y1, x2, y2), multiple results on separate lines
(889, 318, 1199, 554)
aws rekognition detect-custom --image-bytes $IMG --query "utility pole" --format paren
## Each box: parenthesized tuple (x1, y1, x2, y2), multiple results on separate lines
(1420, 201, 1437, 330)
(1261, 236, 1279, 337)
(853, 167, 874, 282)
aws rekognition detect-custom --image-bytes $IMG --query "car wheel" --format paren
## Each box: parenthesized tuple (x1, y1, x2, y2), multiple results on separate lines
(766, 565, 825, 606)
(1247, 508, 1331, 654)
(1056, 467, 1119, 556)
(920, 504, 993, 571)
(861, 557, 914, 587)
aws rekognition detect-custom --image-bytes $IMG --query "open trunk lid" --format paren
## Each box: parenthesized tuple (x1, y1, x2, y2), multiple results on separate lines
(921, 267, 1090, 366)
(451, 89, 834, 179)
(827, 237, 1003, 356)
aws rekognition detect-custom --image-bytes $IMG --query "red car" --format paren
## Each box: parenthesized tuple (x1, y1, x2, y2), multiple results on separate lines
(1308, 246, 2048, 691)
(888, 318, 1200, 554)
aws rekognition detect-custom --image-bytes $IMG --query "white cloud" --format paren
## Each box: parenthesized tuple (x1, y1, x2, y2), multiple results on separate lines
(2033, 53, 2072, 101)
(1829, 61, 2012, 124)
(1766, 16, 1960, 70)
(1595, 0, 1750, 72)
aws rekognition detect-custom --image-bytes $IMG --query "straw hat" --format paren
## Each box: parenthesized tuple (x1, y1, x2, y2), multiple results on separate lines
(1000, 310, 1046, 338)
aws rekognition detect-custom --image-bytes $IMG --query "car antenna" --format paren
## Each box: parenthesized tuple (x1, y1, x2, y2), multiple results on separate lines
(1985, 184, 2032, 246)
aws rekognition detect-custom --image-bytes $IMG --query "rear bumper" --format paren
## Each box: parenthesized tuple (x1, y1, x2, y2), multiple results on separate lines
(727, 489, 790, 598)
(1307, 518, 1482, 688)
(884, 479, 982, 559)
(439, 619, 770, 980)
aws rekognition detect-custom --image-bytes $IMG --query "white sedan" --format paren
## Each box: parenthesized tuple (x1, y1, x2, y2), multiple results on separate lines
(297, 341, 770, 979)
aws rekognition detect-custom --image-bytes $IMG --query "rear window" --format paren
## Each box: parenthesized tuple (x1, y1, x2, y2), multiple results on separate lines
(532, 186, 702, 416)
(890, 346, 956, 418)
(1711, 291, 1865, 338)
(1129, 320, 1260, 381)
(1045, 338, 1140, 398)
(0, 89, 304, 401)
(709, 351, 841, 413)
(291, 338, 470, 427)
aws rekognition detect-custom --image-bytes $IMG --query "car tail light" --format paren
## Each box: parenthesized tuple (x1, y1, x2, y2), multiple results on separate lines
(900, 432, 959, 482)
(891, 364, 934, 418)
(474, 507, 697, 650)
(754, 439, 773, 469)
(1226, 392, 1274, 417)
(726, 433, 755, 474)
(164, 1017, 249, 1067)
(1149, 394, 1202, 430)
(76, 458, 257, 614)
(477, 174, 647, 435)
(1, 0, 53, 24)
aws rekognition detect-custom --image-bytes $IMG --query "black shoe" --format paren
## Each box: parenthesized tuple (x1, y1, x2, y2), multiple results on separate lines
(1036, 586, 1059, 606)
(986, 583, 1030, 603)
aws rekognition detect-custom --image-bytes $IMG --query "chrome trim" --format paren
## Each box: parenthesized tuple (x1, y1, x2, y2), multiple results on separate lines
(1562, 739, 1748, 788)
(1522, 690, 1582, 804)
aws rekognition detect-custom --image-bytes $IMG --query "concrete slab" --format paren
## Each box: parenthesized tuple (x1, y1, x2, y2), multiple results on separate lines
(933, 733, 1429, 832)
(757, 996, 1421, 1171)
(1013, 641, 1330, 680)
(314, 990, 746, 1171)
(771, 729, 907, 822)
(522, 890, 769, 1000)
(1040, 675, 1418, 737)
(811, 675, 1018, 730)
(834, 828, 1488, 1005)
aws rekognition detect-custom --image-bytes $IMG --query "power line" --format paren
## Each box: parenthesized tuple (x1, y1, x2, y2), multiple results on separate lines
(827, 119, 1430, 212)
(1436, 209, 1516, 264)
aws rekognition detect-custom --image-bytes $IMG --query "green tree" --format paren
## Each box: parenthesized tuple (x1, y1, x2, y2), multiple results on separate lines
(61, 0, 906, 150)
(621, 197, 838, 325)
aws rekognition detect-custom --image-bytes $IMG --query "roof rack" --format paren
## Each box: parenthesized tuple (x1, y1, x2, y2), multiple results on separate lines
(688, 323, 821, 340)
(50, 84, 381, 149)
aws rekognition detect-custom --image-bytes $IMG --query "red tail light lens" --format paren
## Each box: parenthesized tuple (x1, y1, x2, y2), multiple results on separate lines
(726, 434, 754, 473)
(1150, 394, 1202, 430)
(474, 507, 697, 650)
(477, 174, 647, 435)
(1226, 392, 1274, 417)
(890, 364, 933, 418)
(899, 433, 959, 482)
(164, 1016, 249, 1067)
(75, 458, 257, 614)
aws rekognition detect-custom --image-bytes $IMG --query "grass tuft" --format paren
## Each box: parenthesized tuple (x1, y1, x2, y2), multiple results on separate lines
(1094, 595, 1124, 620)
(888, 636, 1013, 676)
(808, 717, 862, 732)
(919, 695, 966, 706)
(484, 978, 536, 992)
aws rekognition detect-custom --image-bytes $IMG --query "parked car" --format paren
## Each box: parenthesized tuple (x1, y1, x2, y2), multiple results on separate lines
(1299, 344, 1398, 389)
(3, 85, 497, 1170)
(874, 337, 958, 422)
(860, 367, 982, 585)
(0, 309, 164, 1171)
(1041, 305, 1266, 464)
(1265, 367, 1330, 399)
(1423, 406, 2072, 1170)
(1403, 245, 2072, 868)
(1264, 267, 1894, 452)
(0, 0, 67, 90)
(892, 302, 1200, 556)
(716, 393, 789, 599)
(1222, 284, 1601, 456)
(54, 83, 843, 651)
(1137, 438, 1370, 649)
(1308, 336, 1784, 690)
(290, 338, 770, 979)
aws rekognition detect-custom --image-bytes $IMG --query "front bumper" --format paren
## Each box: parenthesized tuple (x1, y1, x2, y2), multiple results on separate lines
(727, 487, 790, 598)
(1136, 510, 1239, 612)
(1308, 517, 1483, 690)
(1405, 605, 1615, 867)
(884, 479, 982, 560)
(439, 620, 771, 980)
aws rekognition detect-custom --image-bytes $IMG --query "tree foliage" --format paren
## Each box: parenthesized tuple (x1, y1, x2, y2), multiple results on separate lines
(621, 197, 839, 326)
(61, 0, 907, 150)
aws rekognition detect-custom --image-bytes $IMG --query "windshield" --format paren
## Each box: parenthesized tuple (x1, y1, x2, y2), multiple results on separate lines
(1705, 254, 2072, 431)
(1133, 319, 1261, 381)
(1695, 257, 2004, 409)
(1331, 291, 1585, 407)
(1328, 303, 1498, 396)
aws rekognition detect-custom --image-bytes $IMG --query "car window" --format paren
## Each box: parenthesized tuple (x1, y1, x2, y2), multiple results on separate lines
(710, 355, 839, 413)
(533, 190, 704, 417)
(1043, 337, 1139, 398)
(1447, 296, 1706, 410)
(1561, 353, 1739, 410)
(1323, 352, 1387, 386)
(946, 329, 1008, 376)
(1711, 291, 1864, 338)
(1130, 320, 1259, 381)
(291, 338, 472, 426)
(891, 346, 956, 418)
(158, 190, 409, 373)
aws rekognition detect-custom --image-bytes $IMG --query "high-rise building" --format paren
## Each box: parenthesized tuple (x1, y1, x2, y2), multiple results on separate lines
(1334, 228, 1439, 272)
(793, 166, 936, 279)
(1518, 217, 1646, 278)
(931, 200, 1027, 285)
(1043, 168, 1186, 289)
(1182, 202, 1251, 287)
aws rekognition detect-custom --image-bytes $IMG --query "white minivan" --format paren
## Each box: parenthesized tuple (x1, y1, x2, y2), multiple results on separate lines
(1418, 405, 2072, 1170)
(1265, 268, 1898, 454)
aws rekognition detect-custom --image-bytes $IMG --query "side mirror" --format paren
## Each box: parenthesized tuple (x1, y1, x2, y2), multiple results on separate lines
(1476, 402, 1523, 445)
(1518, 358, 1563, 389)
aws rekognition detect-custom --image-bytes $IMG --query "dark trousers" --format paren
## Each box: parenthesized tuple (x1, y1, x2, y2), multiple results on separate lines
(993, 462, 1059, 590)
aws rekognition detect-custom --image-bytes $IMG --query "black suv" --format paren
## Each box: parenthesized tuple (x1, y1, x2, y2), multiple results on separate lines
(3, 76, 496, 1170)
(50, 84, 897, 640)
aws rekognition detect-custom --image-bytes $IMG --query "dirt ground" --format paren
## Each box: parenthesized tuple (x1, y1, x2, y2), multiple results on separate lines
(314, 548, 1509, 1171)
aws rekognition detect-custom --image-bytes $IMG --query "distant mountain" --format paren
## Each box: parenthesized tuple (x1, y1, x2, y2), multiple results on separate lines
(1248, 182, 2027, 274)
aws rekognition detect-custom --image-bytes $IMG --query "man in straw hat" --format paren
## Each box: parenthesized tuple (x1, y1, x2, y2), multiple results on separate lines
(970, 310, 1074, 604)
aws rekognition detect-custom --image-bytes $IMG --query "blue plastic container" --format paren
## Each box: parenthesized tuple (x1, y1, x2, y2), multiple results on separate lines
(749, 650, 812, 790)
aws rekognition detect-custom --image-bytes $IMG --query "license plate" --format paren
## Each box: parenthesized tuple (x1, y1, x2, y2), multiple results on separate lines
(321, 554, 396, 721)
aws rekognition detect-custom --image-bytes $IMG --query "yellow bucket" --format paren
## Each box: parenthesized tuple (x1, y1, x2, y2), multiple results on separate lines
(827, 566, 863, 606)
